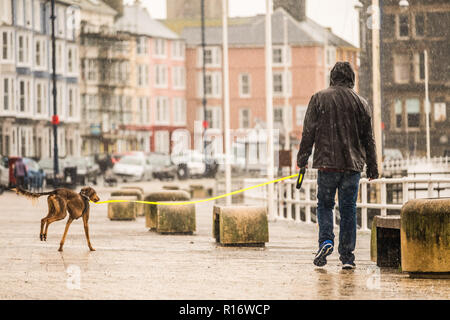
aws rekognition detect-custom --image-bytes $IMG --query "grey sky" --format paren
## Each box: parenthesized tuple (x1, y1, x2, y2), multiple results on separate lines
(124, 0, 361, 47)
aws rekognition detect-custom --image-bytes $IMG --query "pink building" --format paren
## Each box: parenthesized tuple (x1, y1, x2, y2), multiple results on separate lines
(115, 2, 188, 154)
(181, 8, 359, 160)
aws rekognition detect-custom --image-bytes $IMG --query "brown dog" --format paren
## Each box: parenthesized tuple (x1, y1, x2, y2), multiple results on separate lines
(14, 186, 100, 251)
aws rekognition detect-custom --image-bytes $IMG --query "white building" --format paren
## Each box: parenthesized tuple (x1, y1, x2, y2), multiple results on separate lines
(0, 0, 81, 159)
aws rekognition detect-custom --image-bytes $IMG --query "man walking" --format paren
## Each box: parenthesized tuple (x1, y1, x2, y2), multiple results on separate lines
(297, 62, 378, 270)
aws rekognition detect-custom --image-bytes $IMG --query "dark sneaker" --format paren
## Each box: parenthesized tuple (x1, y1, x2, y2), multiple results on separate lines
(342, 262, 356, 270)
(313, 240, 334, 267)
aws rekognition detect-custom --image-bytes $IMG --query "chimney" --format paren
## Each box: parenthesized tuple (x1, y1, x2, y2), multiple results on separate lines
(274, 0, 307, 22)
(103, 0, 124, 19)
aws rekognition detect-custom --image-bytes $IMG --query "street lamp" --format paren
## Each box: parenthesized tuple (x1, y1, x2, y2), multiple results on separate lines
(50, 0, 59, 184)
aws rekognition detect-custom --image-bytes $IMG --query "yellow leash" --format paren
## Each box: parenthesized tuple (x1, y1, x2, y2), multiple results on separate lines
(94, 173, 300, 206)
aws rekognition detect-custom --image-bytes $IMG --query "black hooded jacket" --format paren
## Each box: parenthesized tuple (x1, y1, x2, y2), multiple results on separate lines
(296, 62, 379, 179)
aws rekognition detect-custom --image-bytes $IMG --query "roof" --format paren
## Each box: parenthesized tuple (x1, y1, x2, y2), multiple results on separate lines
(115, 3, 179, 39)
(181, 7, 356, 48)
(68, 0, 116, 16)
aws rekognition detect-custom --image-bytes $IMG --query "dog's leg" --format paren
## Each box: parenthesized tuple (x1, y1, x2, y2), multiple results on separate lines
(43, 197, 67, 241)
(58, 217, 74, 252)
(82, 214, 95, 251)
(40, 218, 47, 241)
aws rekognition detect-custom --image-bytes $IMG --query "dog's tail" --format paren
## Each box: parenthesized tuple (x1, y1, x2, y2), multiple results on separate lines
(12, 187, 56, 200)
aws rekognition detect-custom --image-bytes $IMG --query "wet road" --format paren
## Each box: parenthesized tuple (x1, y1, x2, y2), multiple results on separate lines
(0, 180, 448, 299)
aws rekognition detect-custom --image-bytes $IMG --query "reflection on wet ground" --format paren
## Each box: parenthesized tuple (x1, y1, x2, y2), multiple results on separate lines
(0, 181, 449, 299)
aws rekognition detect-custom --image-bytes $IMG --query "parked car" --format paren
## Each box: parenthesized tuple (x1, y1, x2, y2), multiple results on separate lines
(0, 156, 9, 194)
(65, 156, 98, 185)
(38, 158, 67, 186)
(22, 158, 45, 191)
(383, 148, 403, 162)
(147, 153, 177, 181)
(171, 150, 208, 180)
(112, 155, 151, 182)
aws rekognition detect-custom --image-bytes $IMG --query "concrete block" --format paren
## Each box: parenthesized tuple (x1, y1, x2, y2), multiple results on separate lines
(151, 202, 196, 234)
(371, 215, 402, 265)
(144, 190, 191, 230)
(107, 196, 137, 220)
(213, 205, 269, 246)
(111, 189, 144, 216)
(401, 199, 450, 275)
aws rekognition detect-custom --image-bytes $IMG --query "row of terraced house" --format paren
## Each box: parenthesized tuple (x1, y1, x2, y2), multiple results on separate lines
(1, 0, 360, 160)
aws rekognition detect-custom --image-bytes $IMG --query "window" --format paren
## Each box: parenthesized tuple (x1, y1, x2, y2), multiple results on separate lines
(137, 64, 149, 87)
(296, 105, 307, 126)
(393, 54, 410, 83)
(406, 99, 420, 128)
(198, 106, 221, 129)
(17, 34, 30, 65)
(172, 41, 185, 59)
(138, 97, 150, 125)
(273, 71, 291, 96)
(84, 59, 97, 81)
(1, 30, 13, 61)
(198, 47, 221, 67)
(67, 46, 77, 74)
(56, 41, 64, 73)
(239, 73, 251, 98)
(153, 38, 166, 57)
(155, 97, 169, 124)
(414, 13, 425, 37)
(35, 82, 47, 116)
(35, 38, 47, 68)
(137, 37, 148, 55)
(68, 87, 78, 118)
(198, 72, 221, 98)
(398, 14, 409, 38)
(274, 107, 284, 124)
(155, 131, 170, 154)
(173, 98, 186, 126)
(326, 47, 336, 66)
(155, 65, 168, 87)
(172, 66, 185, 89)
(18, 79, 31, 113)
(273, 46, 291, 65)
(239, 109, 251, 128)
(2, 77, 14, 111)
(394, 99, 403, 129)
(414, 52, 426, 82)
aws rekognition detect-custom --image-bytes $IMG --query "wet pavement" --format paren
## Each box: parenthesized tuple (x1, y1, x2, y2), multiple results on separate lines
(0, 180, 448, 300)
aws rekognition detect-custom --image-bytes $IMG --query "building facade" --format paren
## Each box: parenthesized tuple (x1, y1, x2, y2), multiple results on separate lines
(181, 7, 359, 161)
(114, 2, 188, 154)
(0, 0, 81, 159)
(358, 0, 450, 158)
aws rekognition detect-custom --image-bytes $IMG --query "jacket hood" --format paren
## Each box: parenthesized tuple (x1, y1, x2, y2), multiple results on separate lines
(330, 62, 355, 89)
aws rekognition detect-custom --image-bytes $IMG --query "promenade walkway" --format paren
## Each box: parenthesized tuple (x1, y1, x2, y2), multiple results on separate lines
(0, 181, 448, 299)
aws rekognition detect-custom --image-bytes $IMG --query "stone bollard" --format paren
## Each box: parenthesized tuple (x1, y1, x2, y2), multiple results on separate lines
(190, 184, 206, 198)
(213, 205, 269, 246)
(162, 185, 180, 190)
(151, 202, 196, 234)
(144, 190, 191, 231)
(401, 198, 450, 277)
(107, 196, 137, 220)
(111, 189, 144, 216)
(121, 186, 145, 194)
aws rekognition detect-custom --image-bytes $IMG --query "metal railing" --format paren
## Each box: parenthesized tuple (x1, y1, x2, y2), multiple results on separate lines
(383, 156, 449, 171)
(244, 176, 450, 231)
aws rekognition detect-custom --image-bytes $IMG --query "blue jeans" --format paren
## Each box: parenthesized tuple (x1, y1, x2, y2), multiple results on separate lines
(317, 170, 361, 264)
